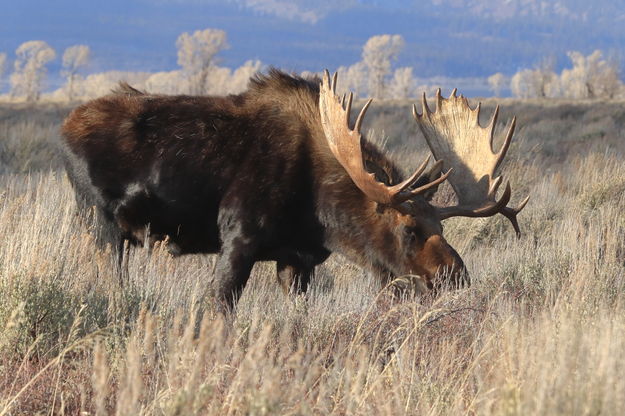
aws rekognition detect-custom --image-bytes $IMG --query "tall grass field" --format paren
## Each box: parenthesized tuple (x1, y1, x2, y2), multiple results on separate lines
(0, 97, 624, 415)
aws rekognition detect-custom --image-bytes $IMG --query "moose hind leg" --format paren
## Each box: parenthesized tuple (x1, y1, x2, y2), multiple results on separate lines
(277, 249, 330, 294)
(277, 261, 314, 294)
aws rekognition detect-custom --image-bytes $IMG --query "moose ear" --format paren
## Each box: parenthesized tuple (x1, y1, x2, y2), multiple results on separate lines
(411, 159, 444, 201)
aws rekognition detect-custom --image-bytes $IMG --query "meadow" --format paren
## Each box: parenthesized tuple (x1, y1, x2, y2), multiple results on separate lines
(0, 96, 624, 415)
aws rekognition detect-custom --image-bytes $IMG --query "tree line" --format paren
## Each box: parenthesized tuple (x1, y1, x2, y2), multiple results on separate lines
(0, 28, 622, 102)
(489, 51, 622, 99)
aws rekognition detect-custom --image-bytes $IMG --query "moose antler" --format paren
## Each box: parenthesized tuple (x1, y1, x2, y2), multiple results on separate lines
(319, 70, 451, 206)
(413, 89, 529, 235)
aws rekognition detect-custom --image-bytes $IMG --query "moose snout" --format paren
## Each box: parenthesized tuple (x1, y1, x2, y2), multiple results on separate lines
(422, 235, 469, 289)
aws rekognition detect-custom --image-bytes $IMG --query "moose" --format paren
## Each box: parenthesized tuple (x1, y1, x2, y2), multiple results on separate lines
(60, 69, 528, 310)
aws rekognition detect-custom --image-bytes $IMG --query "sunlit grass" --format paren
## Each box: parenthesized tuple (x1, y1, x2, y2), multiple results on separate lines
(0, 100, 624, 414)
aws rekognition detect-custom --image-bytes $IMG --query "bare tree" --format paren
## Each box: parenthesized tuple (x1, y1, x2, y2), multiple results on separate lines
(146, 59, 261, 96)
(510, 58, 559, 98)
(510, 69, 537, 98)
(560, 50, 622, 99)
(62, 45, 90, 101)
(488, 72, 507, 97)
(362, 34, 404, 99)
(69, 70, 151, 99)
(535, 57, 560, 97)
(227, 59, 262, 93)
(388, 67, 416, 99)
(10, 41, 56, 101)
(145, 70, 186, 95)
(336, 62, 367, 98)
(176, 28, 229, 95)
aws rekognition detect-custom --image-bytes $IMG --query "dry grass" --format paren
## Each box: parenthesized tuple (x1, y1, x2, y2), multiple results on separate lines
(0, 99, 624, 415)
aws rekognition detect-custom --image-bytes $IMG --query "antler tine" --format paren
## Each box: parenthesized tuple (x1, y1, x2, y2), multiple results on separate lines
(484, 181, 512, 214)
(494, 116, 516, 174)
(396, 168, 453, 203)
(421, 92, 431, 116)
(487, 176, 503, 199)
(354, 99, 372, 134)
(331, 71, 338, 95)
(387, 155, 432, 200)
(488, 105, 500, 152)
(428, 159, 444, 176)
(474, 102, 482, 123)
(502, 195, 530, 237)
(322, 69, 331, 87)
(450, 88, 457, 97)
(345, 92, 353, 125)
(436, 89, 443, 111)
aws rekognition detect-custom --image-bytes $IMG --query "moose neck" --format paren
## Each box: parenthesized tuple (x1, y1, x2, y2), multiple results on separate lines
(315, 169, 401, 280)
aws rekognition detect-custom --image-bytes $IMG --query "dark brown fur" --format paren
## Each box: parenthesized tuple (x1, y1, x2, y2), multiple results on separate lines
(61, 69, 464, 310)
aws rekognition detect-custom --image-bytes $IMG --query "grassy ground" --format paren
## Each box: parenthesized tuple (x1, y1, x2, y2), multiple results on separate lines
(0, 98, 624, 415)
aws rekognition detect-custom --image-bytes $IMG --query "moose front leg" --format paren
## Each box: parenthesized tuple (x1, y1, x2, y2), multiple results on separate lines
(212, 239, 257, 313)
(211, 210, 260, 313)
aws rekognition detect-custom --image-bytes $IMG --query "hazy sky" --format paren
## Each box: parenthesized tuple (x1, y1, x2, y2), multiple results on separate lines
(1, 0, 623, 89)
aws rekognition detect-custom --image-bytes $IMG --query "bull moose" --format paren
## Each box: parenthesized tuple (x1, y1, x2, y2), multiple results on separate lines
(60, 69, 528, 309)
